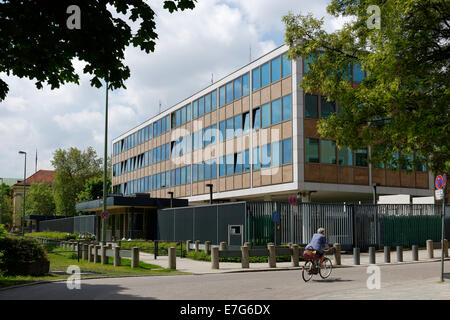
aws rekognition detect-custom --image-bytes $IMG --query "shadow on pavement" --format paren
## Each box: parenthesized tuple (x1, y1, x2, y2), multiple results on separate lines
(444, 273, 450, 280)
(312, 278, 354, 283)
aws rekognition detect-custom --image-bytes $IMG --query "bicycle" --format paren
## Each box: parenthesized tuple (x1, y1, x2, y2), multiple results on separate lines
(301, 250, 333, 282)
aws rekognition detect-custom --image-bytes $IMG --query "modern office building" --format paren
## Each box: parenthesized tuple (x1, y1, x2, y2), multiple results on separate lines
(111, 44, 434, 205)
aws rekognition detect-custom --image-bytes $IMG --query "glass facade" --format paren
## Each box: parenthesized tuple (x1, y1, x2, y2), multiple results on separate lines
(321, 140, 336, 164)
(306, 138, 319, 163)
(305, 94, 318, 119)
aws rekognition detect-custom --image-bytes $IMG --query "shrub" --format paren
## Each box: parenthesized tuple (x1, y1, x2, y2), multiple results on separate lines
(0, 224, 6, 239)
(186, 250, 211, 261)
(0, 237, 50, 276)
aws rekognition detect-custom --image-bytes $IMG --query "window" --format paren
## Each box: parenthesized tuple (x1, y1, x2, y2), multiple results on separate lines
(205, 93, 211, 114)
(252, 68, 260, 91)
(219, 121, 226, 142)
(305, 94, 318, 118)
(282, 53, 291, 78)
(401, 153, 414, 170)
(181, 166, 186, 185)
(261, 62, 270, 88)
(338, 147, 353, 166)
(234, 114, 243, 137)
(282, 94, 292, 121)
(192, 164, 198, 182)
(261, 103, 271, 128)
(321, 140, 336, 164)
(353, 62, 365, 82)
(186, 103, 191, 121)
(171, 170, 176, 186)
(244, 149, 250, 172)
(234, 77, 242, 100)
(271, 98, 281, 125)
(233, 153, 242, 174)
(226, 82, 233, 104)
(176, 168, 181, 185)
(226, 118, 234, 140)
(355, 148, 368, 167)
(211, 160, 217, 179)
(219, 86, 226, 107)
(193, 100, 198, 119)
(253, 108, 260, 130)
(181, 106, 186, 124)
(261, 144, 271, 168)
(198, 97, 204, 116)
(211, 90, 217, 110)
(303, 54, 316, 74)
(272, 141, 282, 167)
(186, 165, 191, 183)
(226, 154, 234, 176)
(282, 138, 292, 165)
(321, 96, 336, 118)
(306, 138, 319, 163)
(243, 112, 250, 134)
(198, 162, 204, 181)
(242, 73, 249, 96)
(204, 161, 211, 180)
(219, 156, 226, 177)
(271, 56, 281, 83)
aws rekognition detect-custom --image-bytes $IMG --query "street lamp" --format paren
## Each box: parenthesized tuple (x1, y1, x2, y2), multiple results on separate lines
(101, 77, 109, 245)
(206, 184, 213, 204)
(372, 183, 380, 204)
(19, 151, 26, 236)
(167, 191, 174, 208)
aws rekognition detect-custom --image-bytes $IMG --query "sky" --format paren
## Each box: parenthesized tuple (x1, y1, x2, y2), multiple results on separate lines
(0, 0, 352, 179)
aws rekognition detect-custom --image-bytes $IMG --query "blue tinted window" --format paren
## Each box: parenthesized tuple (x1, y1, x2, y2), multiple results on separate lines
(211, 160, 217, 179)
(186, 103, 191, 121)
(253, 108, 260, 130)
(205, 94, 211, 114)
(252, 68, 260, 91)
(176, 109, 181, 127)
(355, 148, 368, 167)
(235, 152, 243, 174)
(171, 170, 175, 186)
(148, 124, 152, 139)
(244, 149, 250, 172)
(242, 73, 249, 96)
(226, 118, 234, 140)
(226, 82, 233, 104)
(234, 77, 242, 99)
(338, 147, 353, 166)
(321, 96, 336, 118)
(198, 97, 204, 116)
(303, 55, 316, 74)
(226, 154, 234, 176)
(306, 138, 319, 163)
(176, 168, 181, 185)
(261, 103, 271, 128)
(219, 156, 226, 177)
(271, 98, 281, 125)
(261, 62, 270, 87)
(204, 161, 211, 180)
(219, 121, 226, 142)
(305, 94, 318, 118)
(181, 167, 186, 185)
(271, 57, 281, 83)
(181, 107, 186, 124)
(283, 138, 292, 165)
(193, 100, 198, 119)
(234, 114, 242, 137)
(353, 62, 365, 82)
(282, 53, 291, 78)
(261, 144, 271, 168)
(282, 94, 292, 120)
(219, 86, 226, 107)
(198, 162, 204, 181)
(211, 90, 217, 110)
(253, 147, 260, 170)
(272, 141, 282, 167)
(243, 112, 250, 134)
(192, 164, 197, 182)
(186, 165, 191, 183)
(166, 143, 170, 159)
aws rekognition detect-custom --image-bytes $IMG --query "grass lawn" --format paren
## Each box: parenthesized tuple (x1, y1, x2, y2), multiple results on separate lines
(0, 251, 185, 289)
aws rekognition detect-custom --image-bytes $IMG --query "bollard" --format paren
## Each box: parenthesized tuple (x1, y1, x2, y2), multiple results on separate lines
(288, 242, 293, 249)
(444, 239, 448, 258)
(204, 241, 211, 255)
(94, 245, 101, 263)
(384, 246, 391, 263)
(88, 244, 94, 262)
(426, 240, 434, 259)
(268, 244, 276, 268)
(114, 246, 121, 266)
(82, 244, 88, 260)
(412, 245, 419, 261)
(168, 247, 176, 270)
(244, 242, 251, 249)
(72, 242, 76, 251)
(101, 245, 108, 265)
(333, 243, 341, 266)
(291, 244, 299, 267)
(241, 246, 249, 268)
(220, 242, 227, 250)
(186, 240, 192, 253)
(195, 240, 200, 252)
(353, 247, 360, 265)
(369, 247, 376, 264)
(131, 247, 139, 268)
(396, 246, 403, 262)
(211, 247, 219, 269)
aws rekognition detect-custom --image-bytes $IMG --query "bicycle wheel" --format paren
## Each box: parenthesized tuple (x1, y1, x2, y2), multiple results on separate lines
(319, 258, 333, 279)
(302, 261, 314, 282)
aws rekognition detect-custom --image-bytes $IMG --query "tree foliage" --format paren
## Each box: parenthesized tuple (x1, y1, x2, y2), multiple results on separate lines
(25, 182, 56, 216)
(283, 0, 450, 174)
(77, 176, 112, 202)
(0, 0, 196, 100)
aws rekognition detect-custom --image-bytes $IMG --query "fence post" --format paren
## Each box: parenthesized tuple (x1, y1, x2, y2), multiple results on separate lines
(268, 244, 276, 268)
(186, 240, 192, 253)
(154, 240, 158, 260)
(353, 247, 360, 265)
(82, 244, 88, 260)
(211, 247, 219, 269)
(114, 246, 121, 266)
(444, 239, 448, 258)
(88, 244, 94, 262)
(426, 240, 434, 259)
(396, 246, 403, 262)
(94, 245, 100, 263)
(131, 247, 139, 268)
(204, 241, 211, 255)
(101, 245, 108, 265)
(384, 246, 391, 263)
(220, 242, 227, 250)
(241, 245, 249, 268)
(369, 247, 376, 264)
(168, 247, 176, 270)
(195, 240, 200, 252)
(412, 245, 419, 261)
(333, 243, 341, 266)
(291, 244, 299, 267)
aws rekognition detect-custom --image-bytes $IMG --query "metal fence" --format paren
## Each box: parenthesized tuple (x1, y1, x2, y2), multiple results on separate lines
(39, 215, 96, 235)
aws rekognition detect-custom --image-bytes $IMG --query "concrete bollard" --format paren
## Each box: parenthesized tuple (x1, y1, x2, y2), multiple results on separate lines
(333, 243, 341, 266)
(268, 244, 276, 268)
(241, 246, 249, 268)
(131, 247, 139, 268)
(412, 245, 419, 261)
(426, 240, 434, 259)
(186, 240, 192, 253)
(444, 239, 448, 258)
(244, 242, 252, 249)
(204, 241, 211, 255)
(211, 247, 219, 269)
(353, 248, 360, 265)
(88, 244, 94, 262)
(101, 245, 108, 265)
(396, 246, 403, 262)
(369, 247, 376, 264)
(82, 244, 88, 260)
(288, 242, 293, 249)
(72, 242, 76, 251)
(94, 245, 101, 263)
(168, 247, 176, 270)
(195, 240, 200, 252)
(114, 246, 121, 266)
(220, 242, 227, 250)
(291, 244, 299, 267)
(384, 246, 390, 263)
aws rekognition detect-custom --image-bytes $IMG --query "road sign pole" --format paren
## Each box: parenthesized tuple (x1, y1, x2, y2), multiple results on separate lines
(441, 184, 446, 282)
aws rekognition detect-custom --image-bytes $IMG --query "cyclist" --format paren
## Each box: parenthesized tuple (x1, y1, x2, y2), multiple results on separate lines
(304, 227, 332, 268)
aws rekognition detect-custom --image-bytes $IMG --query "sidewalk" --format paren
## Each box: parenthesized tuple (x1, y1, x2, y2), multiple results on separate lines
(139, 248, 450, 275)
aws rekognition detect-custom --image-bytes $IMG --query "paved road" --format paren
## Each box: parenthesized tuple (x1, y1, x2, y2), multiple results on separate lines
(1, 260, 449, 300)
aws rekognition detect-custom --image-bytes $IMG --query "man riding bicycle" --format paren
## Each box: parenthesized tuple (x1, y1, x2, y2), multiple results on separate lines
(304, 228, 332, 268)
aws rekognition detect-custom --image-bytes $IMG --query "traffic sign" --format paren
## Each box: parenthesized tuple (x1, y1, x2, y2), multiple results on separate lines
(288, 196, 298, 206)
(272, 211, 280, 223)
(436, 175, 445, 189)
(435, 189, 444, 200)
(101, 211, 109, 219)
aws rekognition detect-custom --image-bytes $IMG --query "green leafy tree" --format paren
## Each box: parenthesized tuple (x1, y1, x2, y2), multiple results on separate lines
(0, 0, 196, 101)
(0, 183, 13, 229)
(51, 147, 103, 216)
(283, 0, 449, 175)
(25, 182, 56, 216)
(77, 176, 112, 202)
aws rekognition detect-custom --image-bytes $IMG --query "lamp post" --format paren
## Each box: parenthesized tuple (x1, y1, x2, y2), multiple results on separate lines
(206, 184, 213, 204)
(19, 151, 26, 236)
(0, 177, 3, 225)
(372, 183, 380, 204)
(102, 79, 109, 245)
(167, 191, 174, 208)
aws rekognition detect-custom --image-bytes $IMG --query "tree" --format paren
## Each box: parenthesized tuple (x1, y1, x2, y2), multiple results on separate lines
(283, 0, 450, 175)
(0, 183, 13, 229)
(25, 182, 56, 216)
(77, 176, 112, 202)
(51, 147, 103, 216)
(0, 0, 196, 101)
